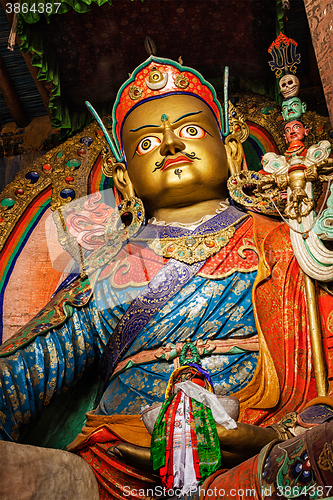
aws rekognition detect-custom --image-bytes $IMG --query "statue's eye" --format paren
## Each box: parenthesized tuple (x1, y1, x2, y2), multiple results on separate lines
(179, 125, 205, 139)
(136, 136, 161, 155)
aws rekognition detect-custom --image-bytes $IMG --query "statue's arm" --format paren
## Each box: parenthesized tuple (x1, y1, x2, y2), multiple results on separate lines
(0, 304, 106, 442)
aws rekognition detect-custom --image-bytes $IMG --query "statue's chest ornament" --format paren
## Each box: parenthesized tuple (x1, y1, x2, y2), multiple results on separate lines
(136, 214, 248, 265)
(83, 207, 248, 277)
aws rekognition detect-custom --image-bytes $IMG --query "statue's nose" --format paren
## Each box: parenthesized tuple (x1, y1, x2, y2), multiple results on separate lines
(160, 126, 186, 156)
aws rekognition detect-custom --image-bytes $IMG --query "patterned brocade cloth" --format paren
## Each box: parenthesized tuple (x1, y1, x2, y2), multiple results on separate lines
(95, 213, 261, 418)
(78, 439, 158, 500)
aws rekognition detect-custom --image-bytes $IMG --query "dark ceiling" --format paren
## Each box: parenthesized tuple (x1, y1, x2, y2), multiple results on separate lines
(0, 7, 46, 123)
(49, 0, 277, 109)
(0, 0, 328, 132)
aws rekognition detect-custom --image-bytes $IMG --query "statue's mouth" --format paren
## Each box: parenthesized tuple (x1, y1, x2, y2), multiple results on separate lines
(153, 152, 200, 172)
(161, 155, 194, 171)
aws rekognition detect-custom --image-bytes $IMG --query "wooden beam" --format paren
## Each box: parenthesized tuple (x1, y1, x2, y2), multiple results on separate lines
(0, 54, 30, 127)
(0, 0, 51, 117)
(19, 51, 51, 117)
(303, 0, 333, 126)
(0, 0, 13, 24)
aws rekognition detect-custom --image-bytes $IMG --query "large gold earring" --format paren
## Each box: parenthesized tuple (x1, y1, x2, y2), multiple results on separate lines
(101, 149, 145, 247)
(104, 196, 145, 255)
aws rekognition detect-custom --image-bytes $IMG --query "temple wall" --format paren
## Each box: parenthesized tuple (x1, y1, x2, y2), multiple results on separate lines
(0, 116, 60, 193)
(304, 0, 333, 125)
(1, 209, 71, 342)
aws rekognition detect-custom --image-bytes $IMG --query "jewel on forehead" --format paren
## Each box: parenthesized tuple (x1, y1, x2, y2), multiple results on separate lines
(145, 67, 168, 90)
(149, 67, 163, 83)
(161, 114, 168, 122)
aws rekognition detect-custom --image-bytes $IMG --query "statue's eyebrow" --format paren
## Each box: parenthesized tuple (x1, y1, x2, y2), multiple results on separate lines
(171, 111, 202, 124)
(129, 111, 203, 132)
(129, 124, 160, 132)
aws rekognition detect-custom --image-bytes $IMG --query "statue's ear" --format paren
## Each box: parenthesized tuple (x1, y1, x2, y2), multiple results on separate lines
(301, 102, 307, 113)
(225, 134, 244, 176)
(112, 162, 135, 200)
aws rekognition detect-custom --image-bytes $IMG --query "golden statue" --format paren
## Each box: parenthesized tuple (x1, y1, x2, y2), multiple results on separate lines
(0, 57, 333, 499)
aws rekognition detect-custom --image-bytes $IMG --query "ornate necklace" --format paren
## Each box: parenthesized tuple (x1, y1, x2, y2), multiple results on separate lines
(136, 214, 248, 265)
(83, 203, 247, 275)
(285, 141, 306, 161)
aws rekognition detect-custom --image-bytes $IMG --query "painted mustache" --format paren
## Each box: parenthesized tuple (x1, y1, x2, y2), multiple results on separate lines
(153, 152, 200, 172)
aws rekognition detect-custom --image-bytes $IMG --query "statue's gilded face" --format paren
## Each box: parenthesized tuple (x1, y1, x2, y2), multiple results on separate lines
(281, 97, 306, 121)
(122, 95, 228, 214)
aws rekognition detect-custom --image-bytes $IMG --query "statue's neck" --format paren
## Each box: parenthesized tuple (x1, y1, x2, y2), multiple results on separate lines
(149, 198, 228, 225)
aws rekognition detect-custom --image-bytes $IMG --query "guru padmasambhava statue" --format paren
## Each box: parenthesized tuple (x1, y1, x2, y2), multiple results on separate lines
(1, 57, 333, 500)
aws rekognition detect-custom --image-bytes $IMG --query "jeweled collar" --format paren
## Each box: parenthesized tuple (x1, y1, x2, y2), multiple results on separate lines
(135, 206, 248, 265)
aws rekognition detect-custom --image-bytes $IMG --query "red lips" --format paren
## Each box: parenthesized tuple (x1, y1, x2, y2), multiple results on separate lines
(161, 155, 194, 171)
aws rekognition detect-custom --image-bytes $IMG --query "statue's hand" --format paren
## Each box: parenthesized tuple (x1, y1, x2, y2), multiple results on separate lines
(255, 174, 277, 193)
(305, 164, 318, 182)
(216, 422, 278, 469)
(107, 442, 154, 472)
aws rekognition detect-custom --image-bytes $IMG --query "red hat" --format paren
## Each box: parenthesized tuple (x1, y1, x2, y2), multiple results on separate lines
(112, 56, 227, 161)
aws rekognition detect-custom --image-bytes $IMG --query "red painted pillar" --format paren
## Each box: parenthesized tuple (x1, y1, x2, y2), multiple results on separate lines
(303, 0, 333, 126)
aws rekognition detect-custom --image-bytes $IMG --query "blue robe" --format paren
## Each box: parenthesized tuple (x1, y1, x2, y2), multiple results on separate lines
(0, 209, 259, 442)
